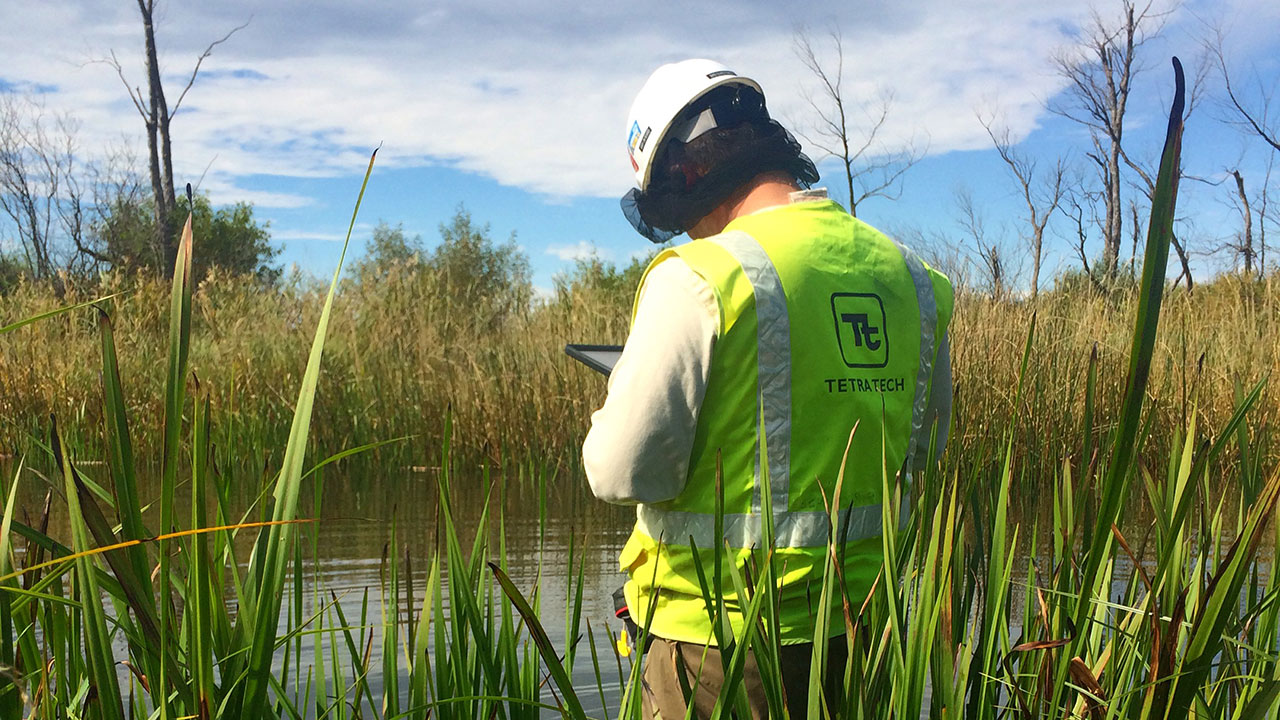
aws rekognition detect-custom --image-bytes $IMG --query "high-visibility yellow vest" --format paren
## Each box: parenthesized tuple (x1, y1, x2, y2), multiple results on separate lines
(619, 199, 953, 645)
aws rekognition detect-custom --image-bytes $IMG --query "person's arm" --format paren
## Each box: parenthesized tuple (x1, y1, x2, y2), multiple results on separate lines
(912, 330, 952, 470)
(582, 257, 717, 504)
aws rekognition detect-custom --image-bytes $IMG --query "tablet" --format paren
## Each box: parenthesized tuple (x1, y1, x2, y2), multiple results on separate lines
(565, 344, 623, 376)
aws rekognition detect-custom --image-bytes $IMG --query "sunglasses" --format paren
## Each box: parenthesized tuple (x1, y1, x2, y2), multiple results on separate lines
(669, 85, 768, 144)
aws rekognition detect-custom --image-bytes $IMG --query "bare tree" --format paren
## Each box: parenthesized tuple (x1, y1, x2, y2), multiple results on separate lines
(1063, 186, 1108, 292)
(1206, 23, 1278, 277)
(0, 94, 84, 283)
(794, 26, 924, 218)
(955, 187, 1020, 299)
(978, 114, 1067, 299)
(1224, 169, 1256, 274)
(1050, 0, 1169, 282)
(103, 2, 247, 276)
(0, 95, 154, 282)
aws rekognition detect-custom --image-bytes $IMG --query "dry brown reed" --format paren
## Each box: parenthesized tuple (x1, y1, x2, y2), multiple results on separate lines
(949, 274, 1279, 498)
(2, 267, 1277, 484)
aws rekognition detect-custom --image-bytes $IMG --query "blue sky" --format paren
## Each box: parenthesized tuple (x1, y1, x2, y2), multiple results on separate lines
(2, 0, 1278, 292)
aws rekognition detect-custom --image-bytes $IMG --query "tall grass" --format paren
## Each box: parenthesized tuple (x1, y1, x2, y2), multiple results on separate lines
(1, 58, 1278, 719)
(2, 245, 1277, 487)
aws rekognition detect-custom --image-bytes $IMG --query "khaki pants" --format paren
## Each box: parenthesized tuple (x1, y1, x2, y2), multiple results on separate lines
(641, 636, 848, 719)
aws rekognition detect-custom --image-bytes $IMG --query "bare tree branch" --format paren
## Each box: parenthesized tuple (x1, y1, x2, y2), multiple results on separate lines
(172, 18, 251, 116)
(978, 112, 1067, 298)
(1205, 24, 1280, 153)
(794, 25, 924, 218)
(90, 51, 150, 121)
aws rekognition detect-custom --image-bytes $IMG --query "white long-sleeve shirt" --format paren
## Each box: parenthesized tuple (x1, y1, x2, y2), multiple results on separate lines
(583, 223, 952, 506)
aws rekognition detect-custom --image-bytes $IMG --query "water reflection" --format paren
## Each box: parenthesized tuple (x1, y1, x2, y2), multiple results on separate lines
(293, 467, 635, 717)
(3, 457, 634, 716)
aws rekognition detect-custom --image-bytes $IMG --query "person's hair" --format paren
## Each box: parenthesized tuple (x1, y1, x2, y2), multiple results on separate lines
(664, 121, 778, 188)
(643, 119, 820, 232)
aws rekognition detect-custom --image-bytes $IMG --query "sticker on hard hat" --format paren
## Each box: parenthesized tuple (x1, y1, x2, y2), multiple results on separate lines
(628, 122, 651, 173)
(628, 121, 643, 156)
(706, 70, 736, 79)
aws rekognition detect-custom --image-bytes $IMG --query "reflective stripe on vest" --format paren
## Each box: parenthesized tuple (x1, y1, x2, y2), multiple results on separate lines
(634, 231, 938, 549)
(896, 240, 938, 481)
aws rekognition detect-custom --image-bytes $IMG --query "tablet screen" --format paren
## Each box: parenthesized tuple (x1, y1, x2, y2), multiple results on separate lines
(564, 344, 623, 376)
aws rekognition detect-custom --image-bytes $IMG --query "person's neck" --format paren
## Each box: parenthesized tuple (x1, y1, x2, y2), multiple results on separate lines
(725, 171, 800, 220)
(689, 172, 799, 239)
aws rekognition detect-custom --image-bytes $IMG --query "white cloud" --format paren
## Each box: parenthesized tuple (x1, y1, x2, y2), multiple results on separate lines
(546, 240, 602, 262)
(271, 229, 350, 243)
(196, 176, 316, 209)
(0, 0, 1265, 203)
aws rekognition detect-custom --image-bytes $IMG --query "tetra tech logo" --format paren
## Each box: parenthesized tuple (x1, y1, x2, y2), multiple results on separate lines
(831, 293, 888, 368)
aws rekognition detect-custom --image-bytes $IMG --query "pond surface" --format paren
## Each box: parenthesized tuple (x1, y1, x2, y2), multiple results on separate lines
(4, 456, 636, 716)
(295, 465, 635, 717)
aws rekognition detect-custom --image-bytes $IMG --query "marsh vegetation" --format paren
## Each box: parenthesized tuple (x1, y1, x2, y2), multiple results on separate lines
(1, 63, 1279, 720)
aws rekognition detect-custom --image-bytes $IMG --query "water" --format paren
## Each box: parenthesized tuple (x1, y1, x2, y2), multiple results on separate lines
(290, 466, 634, 717)
(3, 457, 635, 715)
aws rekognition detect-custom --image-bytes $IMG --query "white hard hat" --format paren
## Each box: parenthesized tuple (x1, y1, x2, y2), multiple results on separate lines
(625, 59, 764, 191)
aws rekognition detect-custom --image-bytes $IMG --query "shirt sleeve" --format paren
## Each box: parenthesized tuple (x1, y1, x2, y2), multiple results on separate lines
(912, 329, 952, 469)
(582, 256, 718, 505)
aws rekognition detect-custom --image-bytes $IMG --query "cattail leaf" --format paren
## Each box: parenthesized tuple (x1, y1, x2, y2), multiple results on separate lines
(488, 561, 587, 720)
(235, 148, 377, 718)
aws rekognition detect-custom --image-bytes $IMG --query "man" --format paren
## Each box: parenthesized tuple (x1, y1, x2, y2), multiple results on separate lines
(583, 59, 953, 718)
